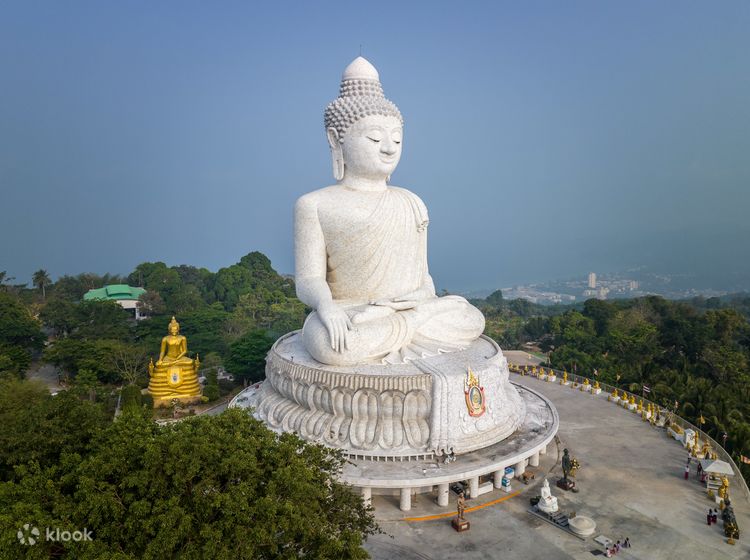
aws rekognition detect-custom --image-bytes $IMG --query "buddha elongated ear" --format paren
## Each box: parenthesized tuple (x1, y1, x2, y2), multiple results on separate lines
(326, 127, 344, 181)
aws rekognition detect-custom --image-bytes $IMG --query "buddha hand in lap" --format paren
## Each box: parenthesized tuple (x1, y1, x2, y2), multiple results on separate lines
(295, 57, 484, 366)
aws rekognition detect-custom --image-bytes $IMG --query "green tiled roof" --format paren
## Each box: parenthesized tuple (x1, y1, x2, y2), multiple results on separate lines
(83, 284, 146, 302)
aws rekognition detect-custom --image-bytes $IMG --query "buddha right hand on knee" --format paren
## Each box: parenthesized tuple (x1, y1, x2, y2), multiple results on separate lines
(317, 302, 353, 353)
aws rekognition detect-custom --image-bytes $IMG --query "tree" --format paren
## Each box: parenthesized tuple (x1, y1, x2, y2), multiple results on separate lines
(0, 379, 109, 482)
(41, 299, 132, 342)
(44, 339, 142, 384)
(0, 271, 12, 291)
(486, 289, 504, 307)
(73, 368, 100, 401)
(226, 330, 275, 384)
(0, 408, 377, 559)
(0, 293, 46, 376)
(137, 290, 166, 317)
(111, 342, 149, 386)
(32, 269, 51, 300)
(204, 368, 220, 401)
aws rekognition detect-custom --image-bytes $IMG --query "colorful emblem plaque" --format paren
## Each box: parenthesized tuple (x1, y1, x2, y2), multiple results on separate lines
(167, 366, 182, 387)
(464, 367, 486, 417)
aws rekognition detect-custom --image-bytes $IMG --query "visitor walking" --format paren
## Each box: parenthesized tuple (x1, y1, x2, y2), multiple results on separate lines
(684, 464, 690, 480)
(623, 537, 631, 548)
(707, 508, 713, 525)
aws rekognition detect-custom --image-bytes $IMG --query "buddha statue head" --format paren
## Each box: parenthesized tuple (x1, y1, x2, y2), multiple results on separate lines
(324, 57, 404, 182)
(168, 316, 180, 336)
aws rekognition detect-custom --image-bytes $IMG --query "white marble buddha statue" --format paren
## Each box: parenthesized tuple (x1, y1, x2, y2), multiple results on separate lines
(295, 57, 485, 366)
(538, 478, 559, 514)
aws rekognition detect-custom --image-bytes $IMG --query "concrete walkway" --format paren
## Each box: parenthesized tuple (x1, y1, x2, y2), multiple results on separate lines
(365, 374, 750, 559)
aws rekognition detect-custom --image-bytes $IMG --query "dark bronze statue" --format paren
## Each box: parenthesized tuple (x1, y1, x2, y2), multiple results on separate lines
(562, 448, 572, 482)
(722, 499, 740, 540)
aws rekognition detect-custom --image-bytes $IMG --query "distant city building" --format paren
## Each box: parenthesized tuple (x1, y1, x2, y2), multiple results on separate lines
(83, 284, 147, 320)
(629, 280, 639, 291)
(588, 272, 597, 289)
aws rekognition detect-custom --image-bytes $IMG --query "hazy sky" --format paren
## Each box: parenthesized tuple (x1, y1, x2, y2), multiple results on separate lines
(2, 1, 749, 292)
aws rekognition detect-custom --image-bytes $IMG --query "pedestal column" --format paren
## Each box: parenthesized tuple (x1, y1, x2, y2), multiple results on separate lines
(515, 459, 526, 476)
(400, 487, 412, 512)
(469, 476, 479, 498)
(539, 443, 547, 455)
(362, 487, 372, 507)
(437, 483, 449, 507)
(493, 469, 504, 489)
(529, 451, 540, 467)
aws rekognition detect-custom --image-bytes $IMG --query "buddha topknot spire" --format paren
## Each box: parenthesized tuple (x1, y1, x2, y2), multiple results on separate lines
(324, 57, 403, 140)
(341, 56, 379, 81)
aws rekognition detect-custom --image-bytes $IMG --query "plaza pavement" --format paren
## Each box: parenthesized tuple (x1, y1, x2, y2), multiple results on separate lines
(364, 374, 750, 560)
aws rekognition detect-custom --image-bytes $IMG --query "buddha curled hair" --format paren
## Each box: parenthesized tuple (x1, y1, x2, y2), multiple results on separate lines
(324, 57, 403, 140)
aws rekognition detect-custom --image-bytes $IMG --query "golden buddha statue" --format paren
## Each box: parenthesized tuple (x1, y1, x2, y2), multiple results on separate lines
(593, 380, 600, 390)
(147, 316, 202, 407)
(561, 371, 568, 384)
(718, 476, 730, 501)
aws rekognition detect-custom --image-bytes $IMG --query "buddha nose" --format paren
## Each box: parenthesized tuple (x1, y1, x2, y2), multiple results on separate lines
(380, 137, 397, 156)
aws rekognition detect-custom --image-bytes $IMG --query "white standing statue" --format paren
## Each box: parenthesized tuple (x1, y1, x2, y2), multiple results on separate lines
(538, 478, 559, 514)
(296, 56, 485, 365)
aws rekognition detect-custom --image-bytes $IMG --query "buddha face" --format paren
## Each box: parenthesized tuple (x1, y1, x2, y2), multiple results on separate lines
(339, 115, 402, 181)
(169, 323, 179, 335)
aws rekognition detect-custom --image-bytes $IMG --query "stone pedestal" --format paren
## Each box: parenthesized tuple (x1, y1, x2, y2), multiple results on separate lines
(231, 359, 560, 511)
(568, 516, 596, 537)
(250, 332, 526, 460)
(452, 518, 470, 532)
(557, 479, 576, 492)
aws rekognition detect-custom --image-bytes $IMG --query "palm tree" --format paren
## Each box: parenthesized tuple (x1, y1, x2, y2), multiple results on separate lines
(32, 269, 51, 300)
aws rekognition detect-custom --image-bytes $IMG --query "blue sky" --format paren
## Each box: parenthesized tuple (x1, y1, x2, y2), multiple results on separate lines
(1, 1, 749, 291)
